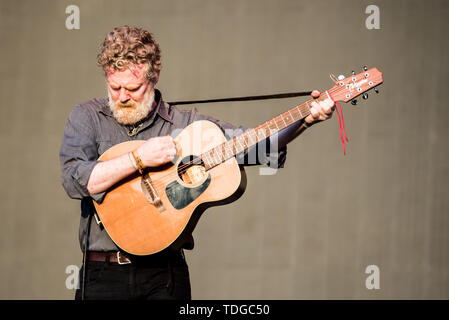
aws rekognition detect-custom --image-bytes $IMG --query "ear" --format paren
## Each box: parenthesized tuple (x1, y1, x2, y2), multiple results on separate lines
(104, 66, 114, 80)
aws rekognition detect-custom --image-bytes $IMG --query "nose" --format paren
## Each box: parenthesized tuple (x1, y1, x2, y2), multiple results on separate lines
(119, 88, 130, 103)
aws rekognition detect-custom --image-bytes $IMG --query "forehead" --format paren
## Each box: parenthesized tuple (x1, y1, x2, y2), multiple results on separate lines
(106, 64, 147, 86)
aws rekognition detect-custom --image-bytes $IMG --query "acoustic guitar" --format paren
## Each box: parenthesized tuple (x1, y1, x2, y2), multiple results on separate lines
(94, 67, 383, 255)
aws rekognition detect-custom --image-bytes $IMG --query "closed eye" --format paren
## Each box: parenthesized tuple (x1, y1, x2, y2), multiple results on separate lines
(127, 86, 141, 92)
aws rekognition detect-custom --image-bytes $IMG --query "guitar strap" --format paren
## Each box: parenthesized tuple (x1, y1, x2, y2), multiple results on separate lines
(167, 91, 312, 105)
(169, 90, 349, 155)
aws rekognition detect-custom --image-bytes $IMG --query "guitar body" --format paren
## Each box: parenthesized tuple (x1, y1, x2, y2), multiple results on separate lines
(94, 120, 246, 256)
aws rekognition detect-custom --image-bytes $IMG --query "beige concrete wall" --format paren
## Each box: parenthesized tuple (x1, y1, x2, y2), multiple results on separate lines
(0, 0, 448, 299)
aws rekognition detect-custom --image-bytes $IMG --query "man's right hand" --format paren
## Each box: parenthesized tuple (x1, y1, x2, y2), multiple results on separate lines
(136, 135, 177, 168)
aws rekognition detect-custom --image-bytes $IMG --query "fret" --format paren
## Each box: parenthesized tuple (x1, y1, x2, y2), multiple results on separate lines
(295, 106, 302, 119)
(220, 144, 226, 162)
(229, 138, 238, 156)
(209, 148, 216, 165)
(224, 143, 232, 160)
(304, 100, 310, 116)
(238, 136, 245, 152)
(201, 154, 210, 169)
(264, 121, 271, 132)
(295, 107, 302, 120)
(285, 111, 290, 123)
(218, 148, 223, 164)
(253, 128, 259, 142)
(275, 114, 287, 131)
(242, 134, 249, 149)
(216, 145, 222, 164)
(253, 128, 260, 142)
(280, 114, 288, 127)
(242, 134, 249, 151)
(296, 105, 303, 118)
(203, 151, 213, 168)
(256, 126, 267, 141)
(267, 119, 278, 132)
(287, 110, 295, 123)
(235, 136, 244, 153)
(303, 101, 311, 116)
(273, 116, 282, 130)
(202, 152, 209, 167)
(247, 129, 256, 146)
(212, 147, 221, 164)
(226, 143, 235, 158)
(231, 138, 238, 155)
(276, 118, 282, 129)
(208, 151, 216, 167)
(223, 142, 231, 159)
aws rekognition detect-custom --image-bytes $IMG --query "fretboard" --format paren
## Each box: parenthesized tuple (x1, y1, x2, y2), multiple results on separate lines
(201, 96, 325, 170)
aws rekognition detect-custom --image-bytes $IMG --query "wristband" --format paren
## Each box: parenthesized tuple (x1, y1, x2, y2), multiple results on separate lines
(131, 150, 145, 174)
(128, 152, 139, 171)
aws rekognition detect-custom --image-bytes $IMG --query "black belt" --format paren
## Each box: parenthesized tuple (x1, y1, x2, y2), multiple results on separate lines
(87, 251, 131, 264)
(86, 250, 184, 266)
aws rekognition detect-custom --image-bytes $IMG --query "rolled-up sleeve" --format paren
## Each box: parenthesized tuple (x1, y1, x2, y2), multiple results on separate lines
(59, 105, 106, 203)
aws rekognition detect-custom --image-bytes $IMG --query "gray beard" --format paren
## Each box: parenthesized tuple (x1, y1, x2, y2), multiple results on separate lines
(108, 89, 155, 125)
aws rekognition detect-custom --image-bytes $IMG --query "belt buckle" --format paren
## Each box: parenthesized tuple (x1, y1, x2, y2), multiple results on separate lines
(116, 251, 131, 265)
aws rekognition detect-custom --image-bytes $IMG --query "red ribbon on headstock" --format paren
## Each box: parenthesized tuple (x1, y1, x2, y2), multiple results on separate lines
(326, 90, 349, 155)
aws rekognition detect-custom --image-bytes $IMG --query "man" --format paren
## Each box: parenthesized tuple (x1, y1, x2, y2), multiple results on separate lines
(60, 26, 334, 300)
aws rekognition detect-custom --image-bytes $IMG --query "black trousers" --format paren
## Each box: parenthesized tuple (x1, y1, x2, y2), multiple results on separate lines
(75, 250, 191, 300)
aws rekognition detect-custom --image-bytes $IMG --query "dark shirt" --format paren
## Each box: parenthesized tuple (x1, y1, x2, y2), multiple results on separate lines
(60, 89, 286, 252)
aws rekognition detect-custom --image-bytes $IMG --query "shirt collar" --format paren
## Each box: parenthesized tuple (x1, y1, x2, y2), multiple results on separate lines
(98, 89, 173, 125)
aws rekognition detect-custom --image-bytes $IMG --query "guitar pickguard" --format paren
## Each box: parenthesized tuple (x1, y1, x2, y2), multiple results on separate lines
(166, 175, 211, 210)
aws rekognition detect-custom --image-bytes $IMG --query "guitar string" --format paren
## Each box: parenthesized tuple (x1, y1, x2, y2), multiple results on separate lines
(145, 75, 382, 190)
(167, 75, 382, 178)
(170, 85, 339, 174)
(169, 73, 382, 177)
(149, 74, 383, 189)
(142, 75, 382, 189)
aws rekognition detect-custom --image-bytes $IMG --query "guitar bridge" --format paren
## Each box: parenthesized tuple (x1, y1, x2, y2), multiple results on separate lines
(141, 173, 165, 212)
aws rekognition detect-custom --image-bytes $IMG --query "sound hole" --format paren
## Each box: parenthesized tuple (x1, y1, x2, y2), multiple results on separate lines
(177, 155, 207, 186)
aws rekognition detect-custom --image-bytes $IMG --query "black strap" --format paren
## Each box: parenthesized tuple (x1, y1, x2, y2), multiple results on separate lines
(168, 91, 312, 106)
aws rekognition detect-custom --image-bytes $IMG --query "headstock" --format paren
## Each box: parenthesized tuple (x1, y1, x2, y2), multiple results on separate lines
(328, 66, 383, 104)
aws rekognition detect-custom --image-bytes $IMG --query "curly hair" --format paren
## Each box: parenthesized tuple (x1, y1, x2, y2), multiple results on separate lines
(97, 26, 162, 83)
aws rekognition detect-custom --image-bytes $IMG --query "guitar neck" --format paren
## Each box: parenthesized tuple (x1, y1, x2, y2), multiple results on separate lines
(201, 94, 328, 170)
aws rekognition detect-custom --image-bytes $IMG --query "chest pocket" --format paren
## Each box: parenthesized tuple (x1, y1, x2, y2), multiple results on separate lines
(97, 139, 118, 156)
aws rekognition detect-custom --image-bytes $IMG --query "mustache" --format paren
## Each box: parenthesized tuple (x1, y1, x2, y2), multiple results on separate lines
(115, 100, 137, 108)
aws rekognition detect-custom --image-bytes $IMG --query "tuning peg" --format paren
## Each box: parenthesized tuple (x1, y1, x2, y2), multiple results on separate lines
(351, 99, 358, 105)
(337, 74, 345, 80)
(374, 87, 379, 93)
(363, 66, 368, 71)
(362, 93, 369, 100)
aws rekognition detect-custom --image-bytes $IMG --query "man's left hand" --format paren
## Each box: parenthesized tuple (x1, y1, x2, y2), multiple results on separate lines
(304, 90, 335, 124)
